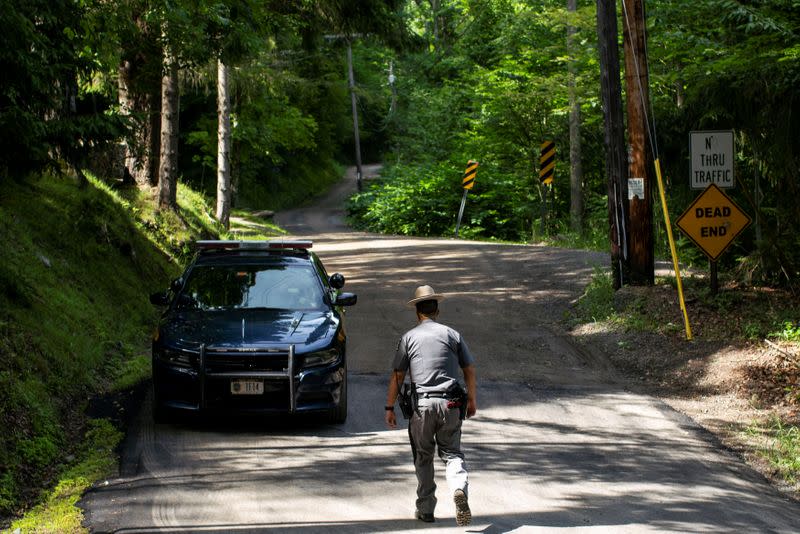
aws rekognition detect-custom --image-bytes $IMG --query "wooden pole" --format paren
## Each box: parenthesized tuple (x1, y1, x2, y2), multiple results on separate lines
(710, 260, 718, 294)
(596, 0, 628, 289)
(622, 0, 654, 285)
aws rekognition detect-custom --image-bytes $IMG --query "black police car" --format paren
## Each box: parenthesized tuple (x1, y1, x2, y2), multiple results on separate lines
(149, 240, 356, 423)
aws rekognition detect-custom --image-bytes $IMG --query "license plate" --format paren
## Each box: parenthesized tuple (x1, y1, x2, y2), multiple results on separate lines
(231, 379, 264, 395)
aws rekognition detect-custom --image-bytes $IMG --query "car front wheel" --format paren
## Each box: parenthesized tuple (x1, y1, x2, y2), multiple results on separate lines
(328, 369, 347, 424)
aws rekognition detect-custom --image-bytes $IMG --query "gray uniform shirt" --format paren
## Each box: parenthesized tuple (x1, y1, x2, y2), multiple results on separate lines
(392, 319, 475, 394)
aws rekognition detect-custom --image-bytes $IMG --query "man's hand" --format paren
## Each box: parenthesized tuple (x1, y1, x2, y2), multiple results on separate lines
(466, 397, 477, 419)
(385, 408, 398, 429)
(385, 369, 405, 429)
(463, 364, 477, 419)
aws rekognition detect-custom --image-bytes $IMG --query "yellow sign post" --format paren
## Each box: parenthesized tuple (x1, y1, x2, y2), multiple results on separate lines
(654, 159, 692, 340)
(676, 184, 752, 262)
(455, 160, 478, 237)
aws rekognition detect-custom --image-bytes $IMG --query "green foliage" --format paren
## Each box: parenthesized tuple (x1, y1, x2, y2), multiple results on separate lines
(747, 417, 800, 485)
(348, 163, 460, 236)
(770, 321, 800, 342)
(111, 354, 151, 392)
(0, 0, 122, 179)
(351, 0, 608, 245)
(572, 266, 616, 324)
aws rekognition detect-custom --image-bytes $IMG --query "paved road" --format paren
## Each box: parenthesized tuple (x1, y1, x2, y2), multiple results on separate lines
(81, 167, 800, 532)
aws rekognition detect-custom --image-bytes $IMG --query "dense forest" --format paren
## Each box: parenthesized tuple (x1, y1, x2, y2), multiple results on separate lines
(1, 0, 799, 525)
(2, 0, 799, 284)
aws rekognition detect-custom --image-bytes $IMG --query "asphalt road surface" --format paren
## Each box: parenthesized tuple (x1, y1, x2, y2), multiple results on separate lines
(81, 166, 800, 533)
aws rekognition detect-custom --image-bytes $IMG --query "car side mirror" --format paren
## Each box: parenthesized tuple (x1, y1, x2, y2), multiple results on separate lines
(335, 292, 357, 306)
(170, 278, 183, 292)
(150, 291, 170, 306)
(329, 273, 345, 289)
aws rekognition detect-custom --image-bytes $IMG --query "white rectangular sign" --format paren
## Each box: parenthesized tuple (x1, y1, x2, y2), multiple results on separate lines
(628, 178, 644, 200)
(691, 130, 734, 189)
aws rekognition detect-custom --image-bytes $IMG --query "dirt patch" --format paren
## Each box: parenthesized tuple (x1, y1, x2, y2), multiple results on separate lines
(570, 281, 800, 498)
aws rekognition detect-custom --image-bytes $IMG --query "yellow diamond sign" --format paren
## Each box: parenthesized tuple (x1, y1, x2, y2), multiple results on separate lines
(676, 183, 751, 261)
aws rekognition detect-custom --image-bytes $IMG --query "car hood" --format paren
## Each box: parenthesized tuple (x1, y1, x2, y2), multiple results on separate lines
(159, 308, 339, 351)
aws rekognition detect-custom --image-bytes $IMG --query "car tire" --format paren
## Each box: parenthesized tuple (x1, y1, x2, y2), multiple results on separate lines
(152, 389, 170, 424)
(328, 368, 348, 424)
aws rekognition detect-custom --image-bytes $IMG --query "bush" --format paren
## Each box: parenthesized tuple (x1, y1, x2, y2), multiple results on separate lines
(348, 161, 537, 241)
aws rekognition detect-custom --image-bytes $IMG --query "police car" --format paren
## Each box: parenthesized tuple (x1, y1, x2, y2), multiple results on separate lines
(149, 240, 356, 423)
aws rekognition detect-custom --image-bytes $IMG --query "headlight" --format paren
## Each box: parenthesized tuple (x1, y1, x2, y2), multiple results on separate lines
(156, 347, 198, 368)
(302, 348, 340, 368)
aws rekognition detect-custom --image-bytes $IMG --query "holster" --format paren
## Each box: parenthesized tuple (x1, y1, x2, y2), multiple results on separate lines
(398, 382, 414, 419)
(445, 383, 468, 420)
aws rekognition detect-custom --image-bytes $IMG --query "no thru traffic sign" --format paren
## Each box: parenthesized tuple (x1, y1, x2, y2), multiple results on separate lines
(691, 130, 734, 189)
(676, 184, 751, 261)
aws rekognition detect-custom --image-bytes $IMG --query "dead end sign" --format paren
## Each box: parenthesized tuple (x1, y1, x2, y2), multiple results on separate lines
(676, 183, 751, 261)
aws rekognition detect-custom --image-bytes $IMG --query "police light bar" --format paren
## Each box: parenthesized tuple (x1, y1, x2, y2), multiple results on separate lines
(195, 240, 313, 251)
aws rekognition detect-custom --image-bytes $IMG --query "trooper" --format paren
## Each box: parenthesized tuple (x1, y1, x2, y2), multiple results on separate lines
(385, 285, 478, 526)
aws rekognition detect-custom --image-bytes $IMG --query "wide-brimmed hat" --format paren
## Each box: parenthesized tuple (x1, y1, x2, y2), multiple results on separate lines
(406, 285, 446, 308)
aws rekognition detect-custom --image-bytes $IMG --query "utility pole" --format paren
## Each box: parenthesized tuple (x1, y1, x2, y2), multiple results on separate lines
(596, 0, 628, 289)
(622, 0, 654, 285)
(347, 40, 363, 191)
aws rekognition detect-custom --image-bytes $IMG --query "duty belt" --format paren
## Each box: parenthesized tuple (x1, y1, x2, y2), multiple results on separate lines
(419, 392, 449, 399)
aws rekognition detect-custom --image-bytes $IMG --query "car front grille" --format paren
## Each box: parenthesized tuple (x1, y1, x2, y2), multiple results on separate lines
(204, 348, 289, 374)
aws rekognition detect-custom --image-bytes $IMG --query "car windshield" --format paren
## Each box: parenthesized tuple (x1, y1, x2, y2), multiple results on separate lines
(177, 264, 325, 311)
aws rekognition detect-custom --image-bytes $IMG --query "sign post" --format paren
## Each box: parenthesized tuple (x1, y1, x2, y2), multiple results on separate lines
(455, 160, 478, 238)
(539, 141, 555, 234)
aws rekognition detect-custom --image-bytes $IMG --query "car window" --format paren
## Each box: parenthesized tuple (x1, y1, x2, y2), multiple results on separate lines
(178, 264, 325, 311)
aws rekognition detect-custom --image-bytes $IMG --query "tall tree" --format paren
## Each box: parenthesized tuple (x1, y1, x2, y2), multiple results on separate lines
(158, 35, 180, 209)
(114, 1, 163, 189)
(216, 58, 232, 227)
(567, 0, 584, 232)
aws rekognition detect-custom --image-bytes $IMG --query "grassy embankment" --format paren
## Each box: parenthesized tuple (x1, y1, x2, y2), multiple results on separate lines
(0, 173, 283, 532)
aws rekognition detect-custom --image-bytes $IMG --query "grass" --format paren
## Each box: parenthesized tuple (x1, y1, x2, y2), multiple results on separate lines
(0, 172, 230, 529)
(747, 418, 800, 485)
(571, 266, 616, 324)
(9, 419, 122, 534)
(770, 321, 800, 342)
(228, 208, 286, 241)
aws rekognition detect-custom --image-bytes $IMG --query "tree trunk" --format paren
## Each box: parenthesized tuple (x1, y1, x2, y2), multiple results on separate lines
(596, 0, 629, 289)
(216, 59, 232, 229)
(118, 59, 161, 188)
(431, 0, 440, 46)
(567, 0, 584, 233)
(117, 13, 161, 189)
(347, 41, 363, 191)
(158, 42, 180, 210)
(622, 0, 654, 285)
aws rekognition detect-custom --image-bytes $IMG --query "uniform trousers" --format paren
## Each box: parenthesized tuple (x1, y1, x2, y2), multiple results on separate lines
(408, 397, 469, 515)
